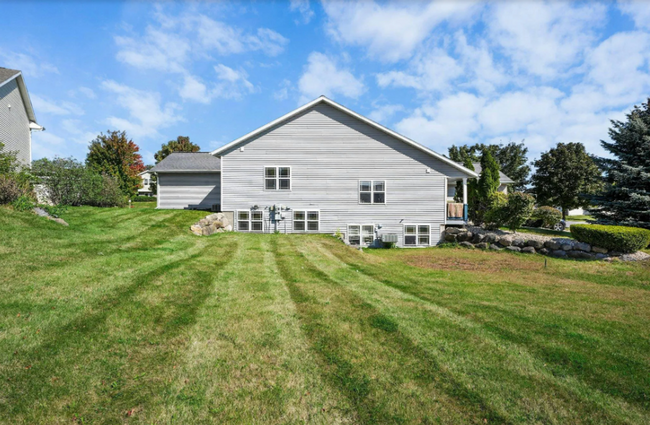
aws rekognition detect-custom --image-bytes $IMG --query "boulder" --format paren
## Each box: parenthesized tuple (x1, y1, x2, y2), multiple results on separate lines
(190, 225, 203, 236)
(551, 250, 567, 258)
(211, 221, 224, 229)
(512, 239, 526, 248)
(446, 227, 464, 235)
(539, 248, 549, 256)
(573, 242, 591, 252)
(476, 242, 489, 249)
(224, 224, 233, 232)
(527, 240, 544, 249)
(609, 251, 623, 257)
(445, 233, 458, 243)
(471, 233, 485, 244)
(489, 244, 502, 251)
(205, 213, 223, 222)
(506, 246, 521, 252)
(459, 241, 474, 249)
(592, 246, 608, 254)
(567, 250, 594, 260)
(561, 244, 573, 251)
(521, 246, 536, 254)
(544, 241, 562, 250)
(595, 253, 608, 260)
(202, 226, 216, 236)
(50, 217, 69, 226)
(498, 237, 512, 247)
(485, 234, 499, 244)
(199, 218, 210, 227)
(457, 231, 473, 242)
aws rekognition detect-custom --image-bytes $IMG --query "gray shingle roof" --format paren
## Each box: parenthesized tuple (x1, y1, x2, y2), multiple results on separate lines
(150, 152, 221, 172)
(0, 67, 20, 85)
(471, 162, 515, 184)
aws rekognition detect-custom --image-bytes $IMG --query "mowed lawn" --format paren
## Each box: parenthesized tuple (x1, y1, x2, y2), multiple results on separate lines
(1, 205, 649, 424)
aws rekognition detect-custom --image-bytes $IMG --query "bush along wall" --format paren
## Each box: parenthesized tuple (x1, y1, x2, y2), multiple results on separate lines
(570, 224, 650, 253)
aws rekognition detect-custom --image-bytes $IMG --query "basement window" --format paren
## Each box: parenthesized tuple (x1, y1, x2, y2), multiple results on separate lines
(294, 210, 319, 232)
(237, 210, 264, 232)
(348, 224, 374, 246)
(404, 225, 430, 246)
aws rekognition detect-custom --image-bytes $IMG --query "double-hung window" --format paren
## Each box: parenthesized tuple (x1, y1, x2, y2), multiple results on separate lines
(359, 180, 385, 204)
(265, 167, 291, 190)
(404, 225, 430, 246)
(348, 224, 374, 246)
(293, 210, 319, 232)
(237, 210, 264, 232)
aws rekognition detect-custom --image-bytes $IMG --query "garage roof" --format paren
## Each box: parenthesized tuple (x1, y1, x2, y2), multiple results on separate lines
(150, 152, 221, 173)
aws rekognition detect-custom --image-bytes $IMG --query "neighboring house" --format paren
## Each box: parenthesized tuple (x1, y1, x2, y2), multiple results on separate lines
(0, 67, 44, 165)
(138, 169, 155, 196)
(152, 96, 478, 247)
(446, 163, 514, 201)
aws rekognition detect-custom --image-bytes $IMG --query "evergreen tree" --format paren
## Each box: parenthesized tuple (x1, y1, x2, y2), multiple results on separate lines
(472, 151, 500, 225)
(591, 99, 650, 229)
(531, 142, 601, 220)
(154, 136, 200, 163)
(86, 130, 145, 197)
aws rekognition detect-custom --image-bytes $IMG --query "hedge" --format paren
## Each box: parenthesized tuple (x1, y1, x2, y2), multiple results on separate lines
(570, 224, 650, 253)
(131, 195, 156, 202)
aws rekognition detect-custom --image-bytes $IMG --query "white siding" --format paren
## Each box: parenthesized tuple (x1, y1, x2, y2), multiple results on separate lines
(158, 173, 220, 209)
(0, 79, 30, 165)
(221, 103, 466, 246)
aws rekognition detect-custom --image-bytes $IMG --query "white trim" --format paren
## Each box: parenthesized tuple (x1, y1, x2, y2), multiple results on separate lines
(220, 156, 224, 211)
(358, 179, 386, 205)
(263, 166, 292, 191)
(0, 72, 20, 90)
(403, 224, 431, 247)
(292, 209, 320, 232)
(150, 170, 220, 174)
(210, 96, 478, 178)
(156, 174, 161, 209)
(236, 209, 264, 233)
(347, 223, 375, 246)
(444, 177, 448, 225)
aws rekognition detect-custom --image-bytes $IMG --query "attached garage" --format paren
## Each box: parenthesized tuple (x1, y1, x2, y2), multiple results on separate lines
(151, 153, 221, 210)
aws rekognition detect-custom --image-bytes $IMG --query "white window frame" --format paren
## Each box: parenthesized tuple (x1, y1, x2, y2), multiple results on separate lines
(358, 180, 386, 204)
(293, 210, 320, 232)
(347, 224, 375, 246)
(403, 224, 431, 246)
(237, 210, 264, 233)
(264, 166, 291, 191)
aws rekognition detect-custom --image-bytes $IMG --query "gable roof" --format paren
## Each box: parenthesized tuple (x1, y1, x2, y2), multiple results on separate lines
(471, 162, 515, 184)
(211, 96, 478, 178)
(150, 152, 221, 173)
(0, 67, 41, 128)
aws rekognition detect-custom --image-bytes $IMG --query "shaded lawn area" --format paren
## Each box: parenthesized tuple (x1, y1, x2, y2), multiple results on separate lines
(0, 206, 649, 424)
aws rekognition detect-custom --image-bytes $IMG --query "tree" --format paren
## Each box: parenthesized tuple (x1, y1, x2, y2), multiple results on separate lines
(472, 151, 501, 225)
(154, 136, 200, 163)
(86, 130, 145, 197)
(0, 142, 21, 175)
(449, 141, 530, 191)
(453, 158, 475, 203)
(590, 100, 650, 229)
(531, 142, 601, 220)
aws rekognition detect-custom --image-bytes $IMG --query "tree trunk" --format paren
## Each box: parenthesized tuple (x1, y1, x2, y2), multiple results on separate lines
(562, 207, 567, 220)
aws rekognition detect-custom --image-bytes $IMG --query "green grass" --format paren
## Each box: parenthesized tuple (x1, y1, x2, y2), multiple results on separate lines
(568, 215, 596, 222)
(1, 206, 649, 424)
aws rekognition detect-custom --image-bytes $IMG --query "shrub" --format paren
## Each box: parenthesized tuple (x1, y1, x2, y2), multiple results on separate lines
(527, 206, 562, 228)
(570, 224, 650, 253)
(43, 204, 68, 218)
(132, 195, 156, 202)
(484, 192, 508, 229)
(12, 195, 35, 211)
(0, 175, 23, 204)
(503, 192, 535, 231)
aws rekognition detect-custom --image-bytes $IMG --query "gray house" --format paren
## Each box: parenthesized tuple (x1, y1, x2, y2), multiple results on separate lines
(152, 96, 478, 247)
(0, 67, 44, 165)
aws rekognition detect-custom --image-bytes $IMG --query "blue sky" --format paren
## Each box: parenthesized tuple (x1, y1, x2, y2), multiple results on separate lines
(1, 1, 649, 165)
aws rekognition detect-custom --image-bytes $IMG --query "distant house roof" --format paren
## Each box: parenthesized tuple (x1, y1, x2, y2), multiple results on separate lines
(0, 67, 41, 128)
(471, 162, 515, 184)
(150, 152, 221, 173)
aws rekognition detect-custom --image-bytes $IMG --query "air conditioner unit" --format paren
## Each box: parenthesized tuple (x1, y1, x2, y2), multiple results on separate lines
(381, 233, 398, 243)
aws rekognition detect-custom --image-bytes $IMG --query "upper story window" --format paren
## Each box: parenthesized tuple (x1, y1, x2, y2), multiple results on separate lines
(265, 167, 291, 190)
(359, 180, 385, 204)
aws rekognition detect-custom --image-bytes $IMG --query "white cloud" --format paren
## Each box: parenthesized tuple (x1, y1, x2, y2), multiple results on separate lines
(31, 95, 84, 116)
(115, 26, 191, 73)
(618, 0, 650, 30)
(298, 52, 365, 102)
(274, 79, 292, 101)
(367, 103, 404, 123)
(213, 64, 255, 98)
(179, 75, 210, 104)
(290, 0, 314, 24)
(78, 87, 96, 99)
(100, 80, 182, 140)
(0, 50, 58, 77)
(487, 2, 607, 78)
(376, 49, 463, 93)
(323, 0, 479, 62)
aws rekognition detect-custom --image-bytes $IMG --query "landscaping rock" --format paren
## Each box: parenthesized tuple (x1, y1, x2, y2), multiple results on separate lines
(485, 234, 499, 244)
(191, 213, 234, 236)
(595, 253, 608, 260)
(527, 240, 544, 249)
(457, 231, 473, 242)
(545, 241, 562, 250)
(471, 233, 485, 244)
(551, 250, 567, 258)
(522, 246, 536, 254)
(476, 242, 489, 249)
(592, 246, 608, 254)
(459, 241, 474, 249)
(567, 250, 594, 260)
(224, 224, 233, 232)
(561, 244, 573, 251)
(489, 244, 502, 251)
(539, 248, 549, 255)
(190, 225, 203, 236)
(444, 233, 458, 242)
(498, 237, 512, 247)
(573, 242, 591, 252)
(446, 227, 464, 235)
(512, 239, 526, 248)
(50, 217, 69, 226)
(506, 246, 521, 252)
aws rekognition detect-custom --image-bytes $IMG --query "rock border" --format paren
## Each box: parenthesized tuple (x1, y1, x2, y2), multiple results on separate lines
(442, 227, 649, 262)
(190, 213, 233, 236)
(33, 207, 69, 226)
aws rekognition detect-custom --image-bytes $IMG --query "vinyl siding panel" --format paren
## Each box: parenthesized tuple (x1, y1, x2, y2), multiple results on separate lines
(222, 103, 463, 246)
(0, 79, 30, 164)
(158, 173, 220, 210)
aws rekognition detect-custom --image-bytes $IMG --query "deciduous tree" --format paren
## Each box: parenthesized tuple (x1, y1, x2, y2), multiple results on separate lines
(154, 136, 200, 163)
